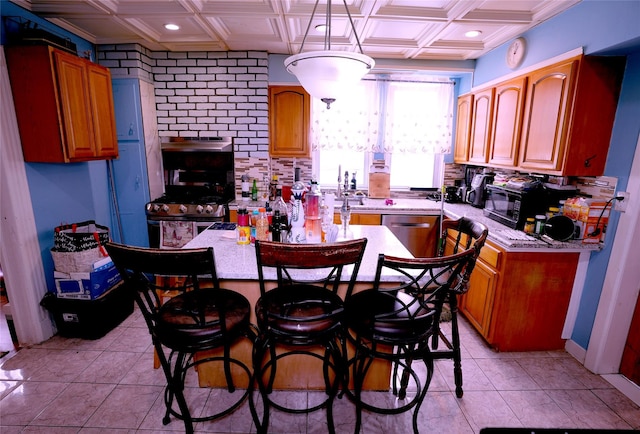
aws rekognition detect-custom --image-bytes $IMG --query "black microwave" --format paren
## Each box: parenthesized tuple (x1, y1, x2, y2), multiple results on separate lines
(483, 185, 547, 229)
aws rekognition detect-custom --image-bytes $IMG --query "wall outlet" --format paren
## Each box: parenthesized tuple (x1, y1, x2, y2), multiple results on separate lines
(614, 191, 629, 212)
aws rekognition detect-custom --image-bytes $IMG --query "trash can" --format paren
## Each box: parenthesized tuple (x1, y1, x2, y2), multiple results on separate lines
(41, 282, 133, 339)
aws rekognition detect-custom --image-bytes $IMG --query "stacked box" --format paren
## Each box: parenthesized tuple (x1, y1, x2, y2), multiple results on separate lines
(54, 258, 121, 300)
(564, 197, 610, 243)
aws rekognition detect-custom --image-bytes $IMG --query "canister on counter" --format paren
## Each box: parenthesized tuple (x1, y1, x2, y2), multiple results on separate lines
(546, 207, 560, 219)
(236, 207, 250, 245)
(535, 215, 546, 234)
(524, 218, 535, 234)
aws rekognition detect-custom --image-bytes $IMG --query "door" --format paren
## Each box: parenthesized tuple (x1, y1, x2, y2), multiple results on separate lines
(518, 59, 576, 171)
(110, 79, 151, 247)
(468, 87, 494, 164)
(488, 77, 526, 167)
(87, 63, 118, 158)
(53, 50, 96, 160)
(454, 94, 473, 163)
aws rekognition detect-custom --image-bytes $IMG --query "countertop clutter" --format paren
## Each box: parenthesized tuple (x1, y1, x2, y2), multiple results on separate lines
(228, 198, 601, 252)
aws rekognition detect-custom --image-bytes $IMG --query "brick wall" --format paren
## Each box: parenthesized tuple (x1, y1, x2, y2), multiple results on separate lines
(97, 44, 460, 198)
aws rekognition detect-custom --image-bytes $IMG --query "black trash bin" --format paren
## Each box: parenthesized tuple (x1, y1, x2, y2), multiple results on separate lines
(41, 282, 133, 339)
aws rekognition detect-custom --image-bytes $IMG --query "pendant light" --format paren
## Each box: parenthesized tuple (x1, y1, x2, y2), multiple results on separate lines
(284, 0, 375, 109)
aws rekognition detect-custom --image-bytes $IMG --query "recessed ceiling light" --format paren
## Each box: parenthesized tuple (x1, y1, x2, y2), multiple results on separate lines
(465, 30, 482, 38)
(165, 23, 180, 31)
(315, 24, 328, 33)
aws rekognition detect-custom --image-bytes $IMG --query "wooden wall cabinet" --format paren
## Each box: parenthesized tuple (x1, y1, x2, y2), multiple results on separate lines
(467, 87, 494, 164)
(454, 55, 624, 176)
(488, 77, 526, 168)
(457, 237, 580, 352)
(453, 94, 473, 163)
(6, 45, 118, 163)
(268, 86, 310, 158)
(518, 55, 624, 176)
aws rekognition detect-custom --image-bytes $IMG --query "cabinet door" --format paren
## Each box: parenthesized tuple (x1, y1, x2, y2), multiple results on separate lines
(453, 94, 473, 163)
(269, 86, 310, 157)
(518, 60, 576, 172)
(488, 77, 526, 167)
(459, 258, 497, 337)
(53, 50, 96, 160)
(468, 88, 494, 164)
(87, 63, 118, 158)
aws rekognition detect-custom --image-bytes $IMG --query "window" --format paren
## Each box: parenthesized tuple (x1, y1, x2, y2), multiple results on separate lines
(312, 75, 454, 190)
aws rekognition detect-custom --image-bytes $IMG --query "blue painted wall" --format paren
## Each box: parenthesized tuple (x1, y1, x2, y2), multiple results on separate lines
(473, 0, 640, 350)
(1, 1, 112, 292)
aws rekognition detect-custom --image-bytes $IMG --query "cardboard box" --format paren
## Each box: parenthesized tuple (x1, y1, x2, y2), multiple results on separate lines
(54, 260, 121, 300)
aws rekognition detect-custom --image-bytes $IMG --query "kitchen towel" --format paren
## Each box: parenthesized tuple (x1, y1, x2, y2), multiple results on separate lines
(160, 221, 197, 249)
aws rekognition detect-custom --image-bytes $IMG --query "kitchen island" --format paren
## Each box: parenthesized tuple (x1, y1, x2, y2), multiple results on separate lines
(183, 225, 413, 390)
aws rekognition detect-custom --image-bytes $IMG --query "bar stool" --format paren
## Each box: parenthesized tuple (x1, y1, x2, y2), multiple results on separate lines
(343, 217, 487, 433)
(253, 238, 367, 434)
(105, 242, 258, 434)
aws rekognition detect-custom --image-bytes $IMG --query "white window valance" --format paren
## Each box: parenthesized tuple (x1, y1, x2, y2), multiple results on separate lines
(311, 75, 454, 155)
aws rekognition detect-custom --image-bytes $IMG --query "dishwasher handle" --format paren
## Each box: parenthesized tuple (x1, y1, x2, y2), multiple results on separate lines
(388, 222, 432, 228)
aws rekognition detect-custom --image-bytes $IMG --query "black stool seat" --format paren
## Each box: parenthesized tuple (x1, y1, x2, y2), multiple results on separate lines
(158, 288, 251, 351)
(256, 284, 343, 340)
(345, 290, 434, 343)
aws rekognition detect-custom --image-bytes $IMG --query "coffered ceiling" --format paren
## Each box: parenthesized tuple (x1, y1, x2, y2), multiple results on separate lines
(11, 0, 580, 61)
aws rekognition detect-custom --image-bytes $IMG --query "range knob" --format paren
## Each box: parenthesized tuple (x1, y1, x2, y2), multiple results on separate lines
(196, 205, 204, 214)
(150, 203, 161, 213)
(179, 204, 188, 213)
(145, 203, 156, 213)
(204, 205, 214, 214)
(161, 204, 170, 213)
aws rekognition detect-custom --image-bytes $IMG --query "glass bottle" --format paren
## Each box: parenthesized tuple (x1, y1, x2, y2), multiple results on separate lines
(272, 185, 289, 231)
(251, 179, 258, 201)
(256, 207, 269, 241)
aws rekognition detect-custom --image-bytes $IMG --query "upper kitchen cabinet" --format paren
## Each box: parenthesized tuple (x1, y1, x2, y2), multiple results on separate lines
(488, 77, 526, 168)
(453, 94, 473, 163)
(467, 87, 494, 164)
(268, 86, 310, 158)
(6, 45, 118, 163)
(518, 55, 625, 176)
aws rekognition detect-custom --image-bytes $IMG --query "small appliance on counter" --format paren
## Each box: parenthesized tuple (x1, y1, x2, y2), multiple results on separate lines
(466, 172, 494, 208)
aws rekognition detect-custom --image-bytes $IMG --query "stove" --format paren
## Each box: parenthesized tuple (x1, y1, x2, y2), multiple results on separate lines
(146, 136, 235, 247)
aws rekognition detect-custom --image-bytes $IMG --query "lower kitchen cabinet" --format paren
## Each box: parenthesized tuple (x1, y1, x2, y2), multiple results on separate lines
(457, 238, 580, 351)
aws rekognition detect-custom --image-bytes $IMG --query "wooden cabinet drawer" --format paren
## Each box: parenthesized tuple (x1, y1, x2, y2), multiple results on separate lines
(479, 240, 501, 269)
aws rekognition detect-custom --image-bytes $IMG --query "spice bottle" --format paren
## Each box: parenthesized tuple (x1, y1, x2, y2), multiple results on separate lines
(256, 207, 269, 241)
(535, 215, 546, 234)
(524, 218, 535, 234)
(236, 207, 250, 245)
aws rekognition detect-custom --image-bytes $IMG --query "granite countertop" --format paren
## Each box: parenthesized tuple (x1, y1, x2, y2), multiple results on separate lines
(228, 198, 601, 252)
(183, 225, 413, 282)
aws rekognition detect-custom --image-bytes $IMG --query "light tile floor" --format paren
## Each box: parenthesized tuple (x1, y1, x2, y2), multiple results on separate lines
(1, 306, 639, 433)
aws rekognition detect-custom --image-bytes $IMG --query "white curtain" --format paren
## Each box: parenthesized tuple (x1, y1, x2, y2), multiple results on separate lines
(311, 75, 454, 155)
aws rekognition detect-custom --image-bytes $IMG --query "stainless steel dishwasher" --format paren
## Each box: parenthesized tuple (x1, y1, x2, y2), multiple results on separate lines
(381, 215, 440, 257)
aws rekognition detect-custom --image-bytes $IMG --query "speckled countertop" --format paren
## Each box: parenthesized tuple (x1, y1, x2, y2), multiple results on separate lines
(183, 225, 413, 282)
(230, 198, 600, 252)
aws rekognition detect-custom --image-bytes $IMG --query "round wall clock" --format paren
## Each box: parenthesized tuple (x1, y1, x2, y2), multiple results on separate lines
(506, 37, 526, 69)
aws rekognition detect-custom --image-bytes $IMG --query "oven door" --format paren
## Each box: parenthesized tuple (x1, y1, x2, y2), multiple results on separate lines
(147, 219, 218, 248)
